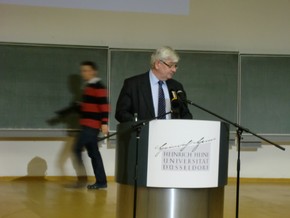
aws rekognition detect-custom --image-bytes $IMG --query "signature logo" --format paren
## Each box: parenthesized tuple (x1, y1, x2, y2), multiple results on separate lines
(155, 137, 216, 157)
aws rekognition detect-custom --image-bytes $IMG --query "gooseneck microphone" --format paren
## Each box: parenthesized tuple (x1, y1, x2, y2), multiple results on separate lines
(170, 90, 181, 118)
(170, 90, 180, 109)
(176, 90, 187, 102)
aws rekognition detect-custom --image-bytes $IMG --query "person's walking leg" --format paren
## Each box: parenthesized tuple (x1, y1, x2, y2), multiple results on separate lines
(85, 128, 107, 189)
(70, 130, 88, 187)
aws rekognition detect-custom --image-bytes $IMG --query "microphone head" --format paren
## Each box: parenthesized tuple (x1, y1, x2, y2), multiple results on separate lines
(177, 90, 186, 101)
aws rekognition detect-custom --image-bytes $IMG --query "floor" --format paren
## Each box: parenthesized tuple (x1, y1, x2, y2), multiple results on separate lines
(0, 178, 290, 218)
(224, 181, 290, 218)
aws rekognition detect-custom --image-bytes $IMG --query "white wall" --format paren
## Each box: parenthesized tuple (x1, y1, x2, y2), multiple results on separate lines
(1, 1, 290, 53)
(0, 138, 116, 177)
(228, 144, 290, 178)
(0, 139, 289, 178)
(1, 1, 290, 178)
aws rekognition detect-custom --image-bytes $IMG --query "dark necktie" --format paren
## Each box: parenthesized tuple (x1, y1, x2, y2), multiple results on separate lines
(158, 81, 166, 119)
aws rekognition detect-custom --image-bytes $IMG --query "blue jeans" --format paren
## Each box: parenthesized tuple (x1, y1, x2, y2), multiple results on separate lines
(73, 126, 107, 185)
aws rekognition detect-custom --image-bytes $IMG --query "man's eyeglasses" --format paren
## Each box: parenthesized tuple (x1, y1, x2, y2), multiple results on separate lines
(160, 60, 178, 69)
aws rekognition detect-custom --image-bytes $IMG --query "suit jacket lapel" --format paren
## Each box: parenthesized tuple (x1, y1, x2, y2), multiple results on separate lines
(166, 79, 179, 119)
(166, 79, 175, 96)
(141, 72, 155, 118)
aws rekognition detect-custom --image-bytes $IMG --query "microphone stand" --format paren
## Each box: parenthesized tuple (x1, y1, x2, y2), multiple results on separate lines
(98, 111, 172, 218)
(97, 131, 118, 142)
(179, 96, 285, 218)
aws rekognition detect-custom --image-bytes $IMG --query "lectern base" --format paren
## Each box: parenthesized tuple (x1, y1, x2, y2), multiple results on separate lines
(116, 183, 224, 218)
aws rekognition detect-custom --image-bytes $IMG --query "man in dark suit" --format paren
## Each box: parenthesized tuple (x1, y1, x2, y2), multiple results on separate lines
(115, 46, 192, 122)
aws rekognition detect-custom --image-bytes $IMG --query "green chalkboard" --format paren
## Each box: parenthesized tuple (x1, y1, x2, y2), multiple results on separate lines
(0, 43, 108, 129)
(109, 49, 239, 130)
(109, 49, 152, 130)
(176, 51, 238, 124)
(241, 55, 290, 134)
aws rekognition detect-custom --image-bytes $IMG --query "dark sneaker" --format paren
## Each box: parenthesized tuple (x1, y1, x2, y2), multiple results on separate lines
(87, 183, 107, 190)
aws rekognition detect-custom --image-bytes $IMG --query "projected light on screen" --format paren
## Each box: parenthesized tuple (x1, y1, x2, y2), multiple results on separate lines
(0, 0, 190, 15)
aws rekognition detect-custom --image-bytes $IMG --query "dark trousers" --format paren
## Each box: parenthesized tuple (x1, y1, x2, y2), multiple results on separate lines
(73, 126, 107, 185)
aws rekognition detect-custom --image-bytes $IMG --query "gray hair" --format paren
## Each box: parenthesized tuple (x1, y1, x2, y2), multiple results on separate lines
(150, 46, 180, 68)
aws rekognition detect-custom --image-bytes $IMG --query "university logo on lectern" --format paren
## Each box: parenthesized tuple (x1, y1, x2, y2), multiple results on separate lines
(154, 137, 215, 171)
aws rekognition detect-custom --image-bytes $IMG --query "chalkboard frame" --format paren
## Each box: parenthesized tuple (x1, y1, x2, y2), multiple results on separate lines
(240, 53, 290, 135)
(0, 42, 108, 135)
(4, 43, 290, 138)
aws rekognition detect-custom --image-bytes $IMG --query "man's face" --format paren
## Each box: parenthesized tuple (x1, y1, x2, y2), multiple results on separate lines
(155, 59, 178, 81)
(80, 65, 96, 81)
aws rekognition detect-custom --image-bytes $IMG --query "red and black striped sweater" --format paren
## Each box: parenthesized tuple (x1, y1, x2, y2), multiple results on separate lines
(80, 80, 109, 129)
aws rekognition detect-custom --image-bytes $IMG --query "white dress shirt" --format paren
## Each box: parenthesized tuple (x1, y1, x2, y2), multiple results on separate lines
(149, 70, 171, 119)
